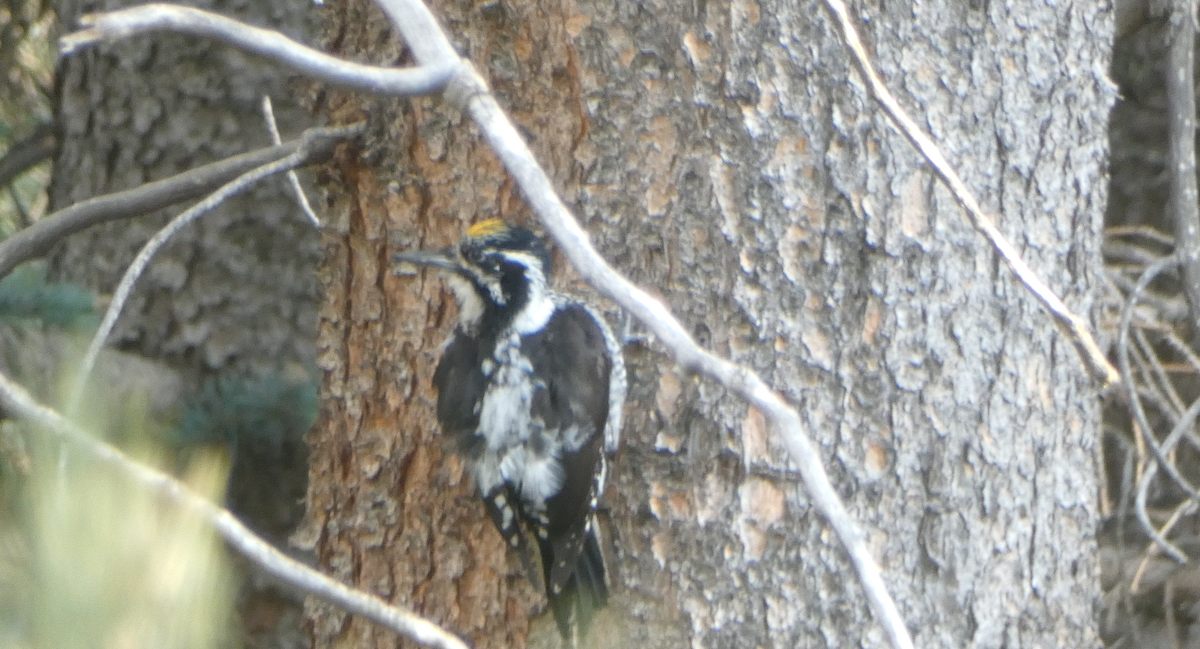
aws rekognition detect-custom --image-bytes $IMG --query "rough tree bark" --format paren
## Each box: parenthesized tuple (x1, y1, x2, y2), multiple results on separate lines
(49, 0, 318, 385)
(304, 0, 1112, 647)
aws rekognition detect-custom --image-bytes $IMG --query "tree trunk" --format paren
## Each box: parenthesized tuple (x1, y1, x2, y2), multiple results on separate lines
(305, 0, 1112, 646)
(49, 0, 319, 383)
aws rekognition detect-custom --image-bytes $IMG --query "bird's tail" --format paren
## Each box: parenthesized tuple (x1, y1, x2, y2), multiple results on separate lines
(546, 521, 609, 647)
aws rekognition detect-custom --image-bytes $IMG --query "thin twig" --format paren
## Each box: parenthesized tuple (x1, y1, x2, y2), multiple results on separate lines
(1109, 268, 1191, 325)
(1137, 328, 1185, 415)
(59, 4, 458, 97)
(1154, 391, 1200, 470)
(1129, 385, 1200, 455)
(70, 125, 363, 408)
(1133, 462, 1189, 566)
(261, 96, 320, 226)
(1166, 0, 1200, 341)
(1131, 330, 1200, 454)
(1129, 388, 1180, 438)
(1118, 256, 1200, 499)
(818, 0, 1119, 387)
(1135, 419, 1147, 486)
(1123, 348, 1191, 462)
(0, 124, 362, 284)
(372, 1, 914, 648)
(1129, 395, 1200, 569)
(1106, 225, 1177, 248)
(1105, 240, 1172, 268)
(1126, 384, 1194, 458)
(1133, 493, 1197, 588)
(1163, 330, 1200, 376)
(0, 371, 468, 649)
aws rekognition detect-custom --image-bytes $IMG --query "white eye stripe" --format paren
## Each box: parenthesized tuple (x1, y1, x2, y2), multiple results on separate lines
(496, 251, 544, 272)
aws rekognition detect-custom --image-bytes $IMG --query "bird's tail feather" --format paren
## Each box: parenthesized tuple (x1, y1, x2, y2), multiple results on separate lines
(547, 524, 609, 646)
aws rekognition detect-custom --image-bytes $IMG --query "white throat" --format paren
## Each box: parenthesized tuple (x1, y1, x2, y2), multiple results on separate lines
(446, 274, 484, 329)
(509, 264, 554, 334)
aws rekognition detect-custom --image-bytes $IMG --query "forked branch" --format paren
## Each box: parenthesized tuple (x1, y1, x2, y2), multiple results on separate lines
(0, 124, 359, 283)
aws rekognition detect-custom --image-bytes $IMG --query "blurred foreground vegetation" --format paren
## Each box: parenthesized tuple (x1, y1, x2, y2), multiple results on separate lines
(0, 270, 316, 648)
(0, 413, 237, 649)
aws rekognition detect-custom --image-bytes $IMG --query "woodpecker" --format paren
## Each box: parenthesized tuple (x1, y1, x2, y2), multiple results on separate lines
(392, 219, 625, 644)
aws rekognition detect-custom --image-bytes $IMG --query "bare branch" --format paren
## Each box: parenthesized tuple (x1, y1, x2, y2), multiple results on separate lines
(261, 96, 320, 227)
(372, 0, 915, 647)
(0, 122, 57, 189)
(0, 370, 468, 649)
(59, 4, 458, 97)
(71, 123, 364, 407)
(819, 0, 1119, 387)
(1166, 3, 1200, 342)
(0, 124, 362, 283)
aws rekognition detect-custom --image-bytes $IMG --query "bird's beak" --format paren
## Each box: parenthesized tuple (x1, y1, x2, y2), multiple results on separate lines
(391, 246, 459, 276)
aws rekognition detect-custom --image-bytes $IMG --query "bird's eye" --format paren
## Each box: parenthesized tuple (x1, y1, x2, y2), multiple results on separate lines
(464, 247, 484, 265)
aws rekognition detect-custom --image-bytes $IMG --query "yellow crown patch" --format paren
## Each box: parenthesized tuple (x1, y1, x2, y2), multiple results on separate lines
(466, 218, 509, 239)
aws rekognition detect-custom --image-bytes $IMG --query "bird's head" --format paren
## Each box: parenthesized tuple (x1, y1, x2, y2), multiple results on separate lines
(392, 219, 554, 333)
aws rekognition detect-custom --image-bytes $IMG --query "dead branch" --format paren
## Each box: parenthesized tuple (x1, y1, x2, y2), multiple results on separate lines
(60, 4, 458, 97)
(71, 123, 365, 406)
(0, 124, 361, 283)
(261, 96, 320, 226)
(0, 369, 468, 649)
(819, 0, 1119, 387)
(372, 0, 915, 647)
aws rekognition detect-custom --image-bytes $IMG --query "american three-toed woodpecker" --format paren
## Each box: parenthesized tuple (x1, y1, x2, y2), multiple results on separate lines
(393, 219, 625, 643)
